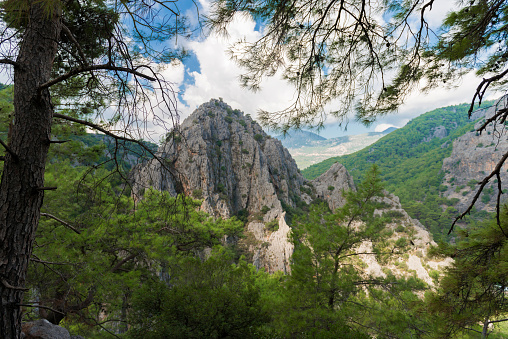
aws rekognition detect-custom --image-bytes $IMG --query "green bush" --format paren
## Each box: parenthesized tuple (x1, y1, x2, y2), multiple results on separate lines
(217, 183, 226, 194)
(261, 205, 270, 214)
(254, 134, 263, 142)
(242, 148, 249, 154)
(265, 220, 279, 232)
(192, 189, 203, 199)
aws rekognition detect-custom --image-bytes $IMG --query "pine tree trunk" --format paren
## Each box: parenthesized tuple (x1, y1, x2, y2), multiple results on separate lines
(0, 2, 61, 338)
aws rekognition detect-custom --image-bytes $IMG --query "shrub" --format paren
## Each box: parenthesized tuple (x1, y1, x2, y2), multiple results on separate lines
(225, 116, 233, 123)
(395, 225, 405, 233)
(242, 148, 249, 154)
(327, 185, 335, 191)
(261, 206, 270, 214)
(254, 134, 263, 142)
(236, 209, 249, 223)
(217, 183, 226, 194)
(192, 189, 203, 199)
(239, 120, 247, 127)
(216, 140, 222, 147)
(265, 220, 279, 232)
(384, 210, 404, 219)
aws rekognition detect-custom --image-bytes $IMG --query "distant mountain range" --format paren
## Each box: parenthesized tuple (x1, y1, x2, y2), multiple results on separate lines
(275, 127, 396, 169)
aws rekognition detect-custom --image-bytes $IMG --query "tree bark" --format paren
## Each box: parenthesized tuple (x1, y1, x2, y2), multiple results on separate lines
(0, 2, 61, 338)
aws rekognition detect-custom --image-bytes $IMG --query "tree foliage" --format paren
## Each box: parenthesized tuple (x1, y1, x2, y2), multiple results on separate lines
(25, 159, 243, 335)
(208, 0, 507, 131)
(427, 207, 508, 338)
(0, 1, 194, 336)
(276, 166, 429, 337)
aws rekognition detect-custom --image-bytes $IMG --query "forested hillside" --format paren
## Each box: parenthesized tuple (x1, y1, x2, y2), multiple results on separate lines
(302, 102, 494, 241)
(2, 84, 508, 337)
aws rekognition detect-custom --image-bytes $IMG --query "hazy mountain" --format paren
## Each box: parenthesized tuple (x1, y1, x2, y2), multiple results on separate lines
(275, 130, 326, 148)
(280, 128, 397, 169)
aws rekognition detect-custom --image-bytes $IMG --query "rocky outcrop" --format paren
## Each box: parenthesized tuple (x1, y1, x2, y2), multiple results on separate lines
(441, 96, 508, 212)
(365, 193, 452, 286)
(22, 319, 73, 339)
(132, 99, 439, 275)
(423, 125, 448, 142)
(132, 99, 305, 222)
(312, 162, 355, 211)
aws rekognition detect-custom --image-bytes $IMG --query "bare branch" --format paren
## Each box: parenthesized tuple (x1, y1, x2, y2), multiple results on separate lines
(30, 257, 76, 266)
(1, 278, 28, 291)
(38, 63, 156, 92)
(40, 212, 81, 234)
(469, 69, 508, 117)
(0, 138, 18, 161)
(17, 303, 65, 315)
(449, 150, 508, 236)
(111, 253, 139, 273)
(52, 113, 179, 182)
(60, 23, 88, 66)
(0, 58, 19, 68)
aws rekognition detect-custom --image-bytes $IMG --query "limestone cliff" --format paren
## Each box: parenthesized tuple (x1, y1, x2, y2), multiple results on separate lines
(132, 99, 441, 277)
(132, 99, 306, 222)
(132, 99, 356, 272)
(441, 96, 508, 213)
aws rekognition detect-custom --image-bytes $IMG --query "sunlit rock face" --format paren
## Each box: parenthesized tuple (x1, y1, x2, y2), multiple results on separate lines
(132, 98, 440, 275)
(441, 96, 508, 213)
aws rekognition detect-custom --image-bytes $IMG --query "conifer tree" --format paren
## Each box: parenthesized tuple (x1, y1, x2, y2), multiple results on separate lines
(0, 1, 190, 336)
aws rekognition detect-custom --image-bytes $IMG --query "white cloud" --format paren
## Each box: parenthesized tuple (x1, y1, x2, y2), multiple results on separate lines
(156, 2, 502, 141)
(178, 13, 295, 121)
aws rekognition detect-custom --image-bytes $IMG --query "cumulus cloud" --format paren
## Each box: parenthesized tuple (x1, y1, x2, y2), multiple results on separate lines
(155, 1, 503, 141)
(178, 14, 296, 121)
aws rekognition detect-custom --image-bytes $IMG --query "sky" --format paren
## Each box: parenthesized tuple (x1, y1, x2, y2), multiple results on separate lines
(158, 0, 504, 140)
(0, 0, 501, 141)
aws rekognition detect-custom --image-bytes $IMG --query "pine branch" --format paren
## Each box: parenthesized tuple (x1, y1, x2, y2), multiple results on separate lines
(38, 63, 156, 92)
(0, 58, 19, 68)
(40, 212, 81, 234)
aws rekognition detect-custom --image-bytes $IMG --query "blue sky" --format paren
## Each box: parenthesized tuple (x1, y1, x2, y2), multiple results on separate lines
(158, 0, 503, 140)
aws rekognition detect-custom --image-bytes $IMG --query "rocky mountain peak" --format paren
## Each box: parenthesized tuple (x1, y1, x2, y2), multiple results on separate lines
(132, 99, 311, 222)
(131, 99, 440, 275)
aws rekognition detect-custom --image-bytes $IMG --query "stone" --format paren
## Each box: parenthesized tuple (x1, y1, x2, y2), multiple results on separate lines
(22, 319, 70, 339)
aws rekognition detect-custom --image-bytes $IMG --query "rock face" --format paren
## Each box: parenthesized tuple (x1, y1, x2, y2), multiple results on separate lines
(22, 319, 71, 339)
(441, 96, 508, 212)
(312, 162, 355, 210)
(132, 99, 306, 222)
(132, 99, 357, 272)
(132, 99, 440, 275)
(367, 193, 452, 286)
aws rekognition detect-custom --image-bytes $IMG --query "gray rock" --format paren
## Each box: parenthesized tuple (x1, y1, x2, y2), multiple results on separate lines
(312, 162, 355, 211)
(131, 99, 358, 272)
(133, 99, 306, 220)
(22, 319, 70, 339)
(423, 125, 448, 142)
(441, 96, 508, 213)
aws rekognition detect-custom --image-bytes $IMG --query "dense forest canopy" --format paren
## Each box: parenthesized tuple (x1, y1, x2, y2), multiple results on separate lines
(0, 0, 508, 338)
